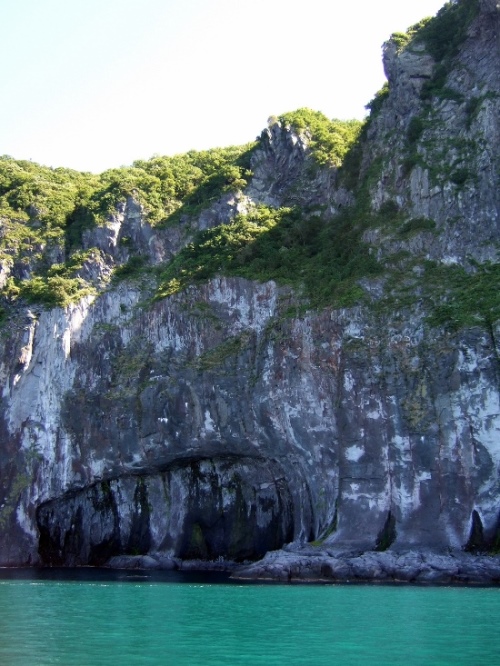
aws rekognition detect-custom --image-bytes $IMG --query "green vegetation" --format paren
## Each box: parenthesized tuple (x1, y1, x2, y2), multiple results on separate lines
(424, 261, 500, 331)
(153, 123, 387, 313)
(386, 18, 432, 53)
(402, 114, 427, 179)
(132, 143, 255, 226)
(420, 65, 463, 102)
(387, 0, 479, 67)
(190, 333, 252, 371)
(0, 51, 494, 335)
(415, 0, 479, 63)
(0, 472, 31, 529)
(463, 93, 499, 128)
(6, 275, 95, 308)
(450, 168, 470, 186)
(277, 109, 363, 167)
(365, 83, 390, 118)
(398, 217, 436, 236)
(0, 158, 99, 267)
(384, 1, 480, 103)
(429, 138, 476, 188)
(403, 112, 478, 188)
(157, 199, 381, 310)
(0, 157, 99, 231)
(0, 144, 255, 308)
(377, 256, 500, 335)
(106, 339, 153, 399)
(407, 117, 424, 145)
(417, 0, 479, 101)
(358, 83, 390, 163)
(0, 100, 421, 317)
(112, 256, 147, 282)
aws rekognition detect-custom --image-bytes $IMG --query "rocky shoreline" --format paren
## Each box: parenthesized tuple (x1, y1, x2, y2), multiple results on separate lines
(231, 547, 500, 585)
(103, 547, 500, 585)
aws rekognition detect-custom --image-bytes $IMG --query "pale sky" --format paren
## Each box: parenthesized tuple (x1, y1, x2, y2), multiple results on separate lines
(1, 0, 446, 173)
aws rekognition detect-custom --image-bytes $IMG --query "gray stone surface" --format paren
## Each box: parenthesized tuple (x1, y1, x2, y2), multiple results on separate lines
(232, 548, 500, 584)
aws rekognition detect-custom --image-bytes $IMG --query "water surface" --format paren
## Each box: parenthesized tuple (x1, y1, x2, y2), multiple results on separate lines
(0, 569, 498, 665)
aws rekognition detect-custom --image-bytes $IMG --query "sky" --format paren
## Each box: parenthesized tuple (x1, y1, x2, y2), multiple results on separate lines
(1, 0, 446, 174)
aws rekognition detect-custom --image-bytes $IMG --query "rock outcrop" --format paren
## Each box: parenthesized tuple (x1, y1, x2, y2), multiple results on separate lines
(232, 547, 500, 584)
(1, 0, 500, 582)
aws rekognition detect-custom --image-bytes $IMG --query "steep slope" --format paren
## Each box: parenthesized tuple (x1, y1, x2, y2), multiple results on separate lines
(1, 0, 500, 580)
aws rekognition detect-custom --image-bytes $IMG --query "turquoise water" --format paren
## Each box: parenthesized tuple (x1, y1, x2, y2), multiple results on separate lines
(0, 571, 499, 665)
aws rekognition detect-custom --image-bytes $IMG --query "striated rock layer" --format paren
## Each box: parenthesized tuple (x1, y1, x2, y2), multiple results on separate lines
(1, 0, 500, 581)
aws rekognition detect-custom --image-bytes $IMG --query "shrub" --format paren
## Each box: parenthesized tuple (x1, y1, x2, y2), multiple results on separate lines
(112, 256, 147, 282)
(414, 0, 479, 63)
(385, 18, 432, 53)
(398, 217, 436, 236)
(156, 202, 381, 310)
(407, 117, 424, 144)
(278, 109, 363, 167)
(365, 83, 390, 117)
(450, 168, 469, 186)
(416, 0, 480, 101)
(18, 276, 94, 307)
(424, 261, 500, 330)
(0, 143, 257, 309)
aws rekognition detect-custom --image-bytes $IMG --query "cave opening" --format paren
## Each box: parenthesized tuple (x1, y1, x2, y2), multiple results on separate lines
(36, 456, 297, 566)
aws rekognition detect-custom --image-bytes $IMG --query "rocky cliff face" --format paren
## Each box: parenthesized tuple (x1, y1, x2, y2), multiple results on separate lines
(1, 0, 500, 573)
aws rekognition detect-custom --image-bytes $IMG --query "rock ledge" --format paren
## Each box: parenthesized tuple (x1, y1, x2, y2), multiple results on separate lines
(230, 548, 500, 585)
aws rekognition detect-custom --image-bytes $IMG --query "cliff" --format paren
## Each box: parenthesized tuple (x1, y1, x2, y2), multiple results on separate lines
(1, 0, 500, 581)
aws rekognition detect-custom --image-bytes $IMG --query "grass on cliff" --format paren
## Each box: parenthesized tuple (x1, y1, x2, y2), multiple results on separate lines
(415, 0, 479, 64)
(155, 134, 393, 311)
(387, 0, 479, 64)
(276, 109, 363, 167)
(0, 109, 365, 311)
(0, 144, 255, 308)
(423, 261, 500, 331)
(375, 255, 500, 336)
(153, 109, 379, 310)
(385, 0, 480, 103)
(65, 143, 256, 242)
(156, 203, 381, 310)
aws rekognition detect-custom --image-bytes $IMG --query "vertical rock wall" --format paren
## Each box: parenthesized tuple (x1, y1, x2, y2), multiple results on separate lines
(1, 0, 500, 567)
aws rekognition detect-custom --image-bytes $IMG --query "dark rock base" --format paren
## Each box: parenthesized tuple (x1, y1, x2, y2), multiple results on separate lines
(230, 547, 500, 585)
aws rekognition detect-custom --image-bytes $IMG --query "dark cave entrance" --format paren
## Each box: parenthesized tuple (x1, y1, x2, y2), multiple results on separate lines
(36, 457, 296, 566)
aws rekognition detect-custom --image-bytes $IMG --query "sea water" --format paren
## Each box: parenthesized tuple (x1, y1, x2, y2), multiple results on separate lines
(0, 569, 499, 665)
